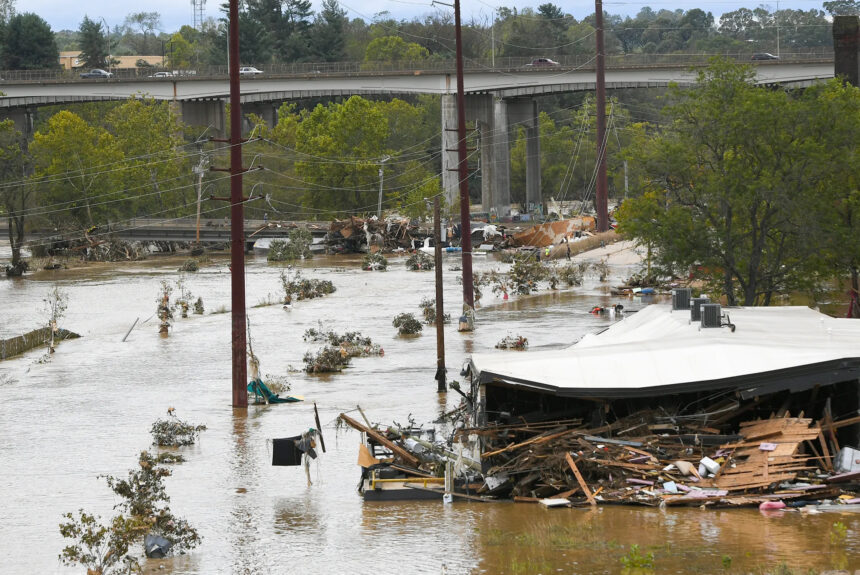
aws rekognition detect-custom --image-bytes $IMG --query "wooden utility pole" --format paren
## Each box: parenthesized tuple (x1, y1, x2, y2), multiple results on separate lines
(433, 196, 446, 393)
(227, 0, 248, 408)
(454, 0, 475, 330)
(595, 0, 609, 232)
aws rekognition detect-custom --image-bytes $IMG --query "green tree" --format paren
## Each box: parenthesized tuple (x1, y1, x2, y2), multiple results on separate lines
(824, 0, 860, 16)
(364, 35, 429, 63)
(30, 111, 124, 230)
(311, 0, 348, 62)
(165, 32, 194, 69)
(618, 59, 825, 305)
(0, 119, 30, 273)
(106, 97, 186, 218)
(2, 13, 58, 69)
(123, 11, 161, 54)
(78, 16, 109, 69)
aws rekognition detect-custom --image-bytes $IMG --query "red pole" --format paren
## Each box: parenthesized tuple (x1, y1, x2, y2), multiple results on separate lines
(454, 0, 475, 328)
(228, 0, 248, 408)
(595, 0, 609, 233)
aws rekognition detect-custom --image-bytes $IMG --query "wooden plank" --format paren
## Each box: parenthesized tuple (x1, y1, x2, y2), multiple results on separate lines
(818, 430, 833, 471)
(565, 452, 596, 506)
(481, 427, 573, 459)
(588, 458, 657, 471)
(339, 413, 420, 467)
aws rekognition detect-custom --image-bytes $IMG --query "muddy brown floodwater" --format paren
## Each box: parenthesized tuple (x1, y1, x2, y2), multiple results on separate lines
(0, 246, 858, 574)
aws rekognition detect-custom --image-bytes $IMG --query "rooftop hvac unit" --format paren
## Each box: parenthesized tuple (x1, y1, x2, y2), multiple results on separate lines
(690, 297, 710, 322)
(672, 288, 692, 310)
(700, 303, 722, 328)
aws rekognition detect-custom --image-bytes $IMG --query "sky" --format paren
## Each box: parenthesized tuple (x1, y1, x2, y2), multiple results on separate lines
(25, 0, 831, 33)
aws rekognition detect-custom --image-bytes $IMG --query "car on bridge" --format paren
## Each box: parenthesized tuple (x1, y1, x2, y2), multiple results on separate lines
(239, 66, 264, 76)
(148, 71, 172, 78)
(751, 53, 779, 61)
(80, 69, 113, 78)
(526, 58, 559, 67)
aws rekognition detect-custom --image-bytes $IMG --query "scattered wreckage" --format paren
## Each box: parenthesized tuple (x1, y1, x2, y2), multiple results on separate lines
(340, 292, 860, 509)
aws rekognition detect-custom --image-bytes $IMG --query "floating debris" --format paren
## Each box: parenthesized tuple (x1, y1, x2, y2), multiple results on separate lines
(156, 280, 173, 335)
(303, 346, 351, 373)
(303, 326, 383, 358)
(392, 313, 422, 335)
(280, 269, 335, 303)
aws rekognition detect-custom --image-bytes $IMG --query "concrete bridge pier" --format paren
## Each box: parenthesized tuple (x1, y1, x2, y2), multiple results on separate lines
(178, 100, 226, 136)
(1, 107, 36, 138)
(508, 99, 542, 213)
(491, 97, 512, 218)
(242, 102, 279, 133)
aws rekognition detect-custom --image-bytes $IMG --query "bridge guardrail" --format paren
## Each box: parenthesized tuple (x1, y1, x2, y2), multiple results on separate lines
(0, 51, 835, 83)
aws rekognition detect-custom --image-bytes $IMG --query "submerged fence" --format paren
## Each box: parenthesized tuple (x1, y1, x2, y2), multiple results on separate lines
(0, 327, 80, 361)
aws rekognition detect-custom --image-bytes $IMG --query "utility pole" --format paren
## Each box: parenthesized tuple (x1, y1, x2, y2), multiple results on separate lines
(433, 196, 446, 393)
(227, 0, 248, 408)
(594, 0, 609, 232)
(377, 155, 390, 218)
(454, 0, 475, 330)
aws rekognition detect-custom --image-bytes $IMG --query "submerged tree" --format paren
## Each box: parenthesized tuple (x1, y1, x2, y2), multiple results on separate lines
(0, 120, 30, 275)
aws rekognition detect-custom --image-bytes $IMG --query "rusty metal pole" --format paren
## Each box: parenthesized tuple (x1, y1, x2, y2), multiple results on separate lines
(228, 0, 248, 408)
(433, 196, 446, 392)
(454, 0, 475, 330)
(595, 0, 609, 233)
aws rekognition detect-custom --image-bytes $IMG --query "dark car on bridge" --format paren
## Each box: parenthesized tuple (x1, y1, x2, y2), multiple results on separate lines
(751, 53, 779, 61)
(80, 69, 113, 78)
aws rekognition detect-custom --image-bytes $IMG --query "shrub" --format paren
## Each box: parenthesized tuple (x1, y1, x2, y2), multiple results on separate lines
(362, 253, 388, 271)
(405, 251, 434, 270)
(393, 312, 423, 335)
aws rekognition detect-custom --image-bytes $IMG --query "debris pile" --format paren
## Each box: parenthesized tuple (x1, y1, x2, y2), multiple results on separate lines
(150, 409, 207, 447)
(392, 313, 423, 335)
(342, 404, 860, 508)
(326, 216, 430, 254)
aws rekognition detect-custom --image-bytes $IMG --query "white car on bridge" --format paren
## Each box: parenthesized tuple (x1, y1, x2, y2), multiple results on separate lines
(239, 66, 264, 76)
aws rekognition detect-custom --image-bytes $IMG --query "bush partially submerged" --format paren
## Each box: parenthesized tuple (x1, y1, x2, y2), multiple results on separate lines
(150, 411, 207, 447)
(280, 269, 336, 303)
(268, 228, 314, 262)
(362, 252, 388, 271)
(419, 297, 451, 324)
(59, 451, 200, 573)
(509, 257, 548, 295)
(303, 346, 351, 373)
(304, 326, 383, 358)
(405, 251, 434, 271)
(393, 312, 423, 335)
(496, 334, 529, 350)
(178, 258, 199, 272)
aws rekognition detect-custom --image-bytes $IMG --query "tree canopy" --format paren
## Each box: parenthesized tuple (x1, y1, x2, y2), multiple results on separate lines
(2, 13, 58, 70)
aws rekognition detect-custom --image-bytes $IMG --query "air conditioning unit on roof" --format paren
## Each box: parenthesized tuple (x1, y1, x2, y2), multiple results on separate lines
(672, 288, 692, 310)
(690, 297, 710, 322)
(701, 303, 722, 328)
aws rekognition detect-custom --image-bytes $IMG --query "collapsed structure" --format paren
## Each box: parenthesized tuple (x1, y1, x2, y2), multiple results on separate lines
(344, 293, 860, 507)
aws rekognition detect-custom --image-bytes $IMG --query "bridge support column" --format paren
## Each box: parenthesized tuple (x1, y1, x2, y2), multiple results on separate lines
(178, 100, 226, 136)
(441, 94, 459, 208)
(509, 99, 541, 214)
(491, 98, 511, 218)
(0, 107, 35, 139)
(242, 102, 278, 134)
(834, 16, 860, 86)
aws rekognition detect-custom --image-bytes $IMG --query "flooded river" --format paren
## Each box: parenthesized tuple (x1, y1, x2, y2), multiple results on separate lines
(0, 246, 858, 574)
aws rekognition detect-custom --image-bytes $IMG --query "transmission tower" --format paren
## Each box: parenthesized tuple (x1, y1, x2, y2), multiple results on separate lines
(192, 0, 206, 30)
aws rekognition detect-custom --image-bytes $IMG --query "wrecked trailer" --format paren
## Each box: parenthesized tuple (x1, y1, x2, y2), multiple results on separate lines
(461, 297, 860, 506)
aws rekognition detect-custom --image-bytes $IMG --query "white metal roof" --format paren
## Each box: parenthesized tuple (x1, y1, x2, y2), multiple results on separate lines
(470, 305, 860, 398)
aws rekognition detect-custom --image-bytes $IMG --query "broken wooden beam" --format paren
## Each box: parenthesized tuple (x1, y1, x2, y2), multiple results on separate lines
(565, 452, 596, 506)
(339, 412, 420, 467)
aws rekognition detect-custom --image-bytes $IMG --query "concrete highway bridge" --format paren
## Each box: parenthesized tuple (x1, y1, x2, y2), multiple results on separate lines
(0, 52, 836, 217)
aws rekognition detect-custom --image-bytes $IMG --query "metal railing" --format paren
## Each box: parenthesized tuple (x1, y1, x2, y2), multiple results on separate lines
(0, 51, 834, 84)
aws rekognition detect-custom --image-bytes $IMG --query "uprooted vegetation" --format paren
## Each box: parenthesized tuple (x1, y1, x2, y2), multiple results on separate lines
(150, 410, 207, 447)
(393, 312, 423, 335)
(268, 228, 314, 262)
(405, 251, 434, 271)
(280, 269, 335, 304)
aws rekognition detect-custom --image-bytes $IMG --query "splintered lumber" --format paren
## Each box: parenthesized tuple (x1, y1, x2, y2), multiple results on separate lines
(565, 452, 596, 506)
(339, 413, 419, 467)
(481, 427, 574, 459)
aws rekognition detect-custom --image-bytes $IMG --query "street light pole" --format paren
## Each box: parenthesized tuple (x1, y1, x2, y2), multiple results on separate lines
(100, 18, 111, 71)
